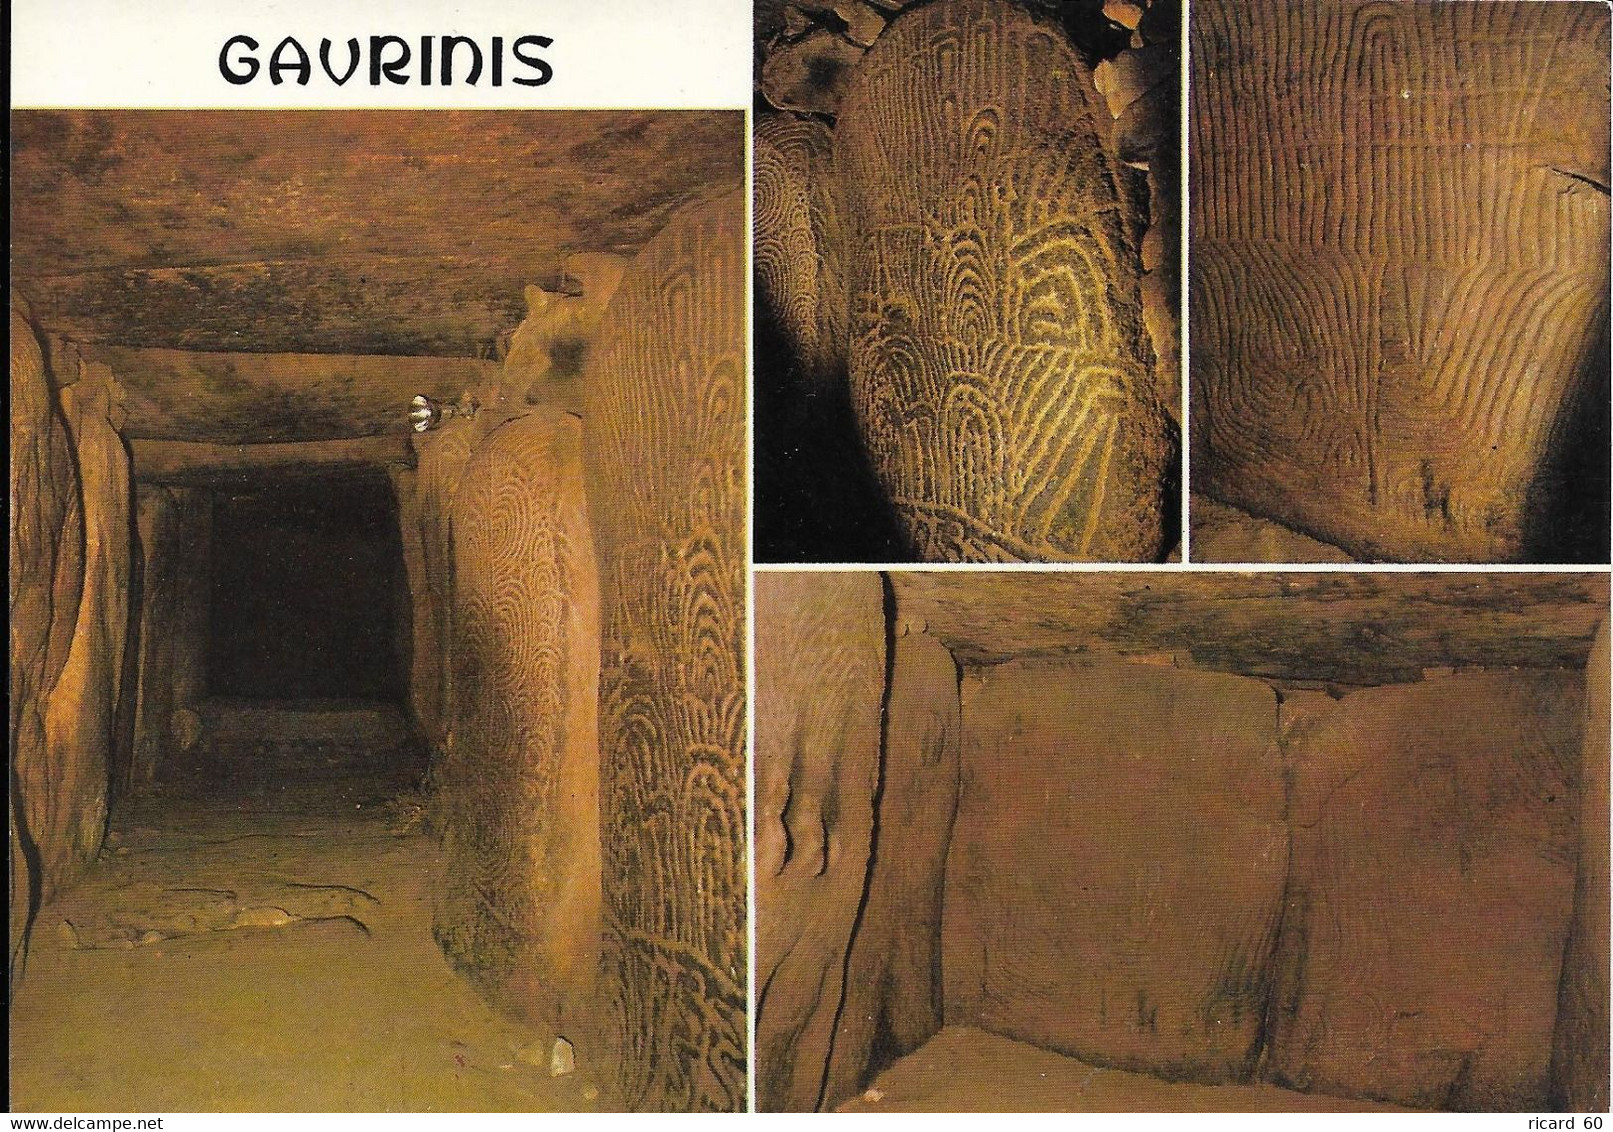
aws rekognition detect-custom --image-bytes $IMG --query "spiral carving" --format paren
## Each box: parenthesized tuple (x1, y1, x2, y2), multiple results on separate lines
(835, 0, 1176, 562)
(434, 411, 600, 1038)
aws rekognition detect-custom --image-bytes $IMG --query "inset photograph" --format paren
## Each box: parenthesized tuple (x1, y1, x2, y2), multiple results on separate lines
(754, 0, 1183, 563)
(1188, 0, 1611, 563)
(9, 110, 746, 1113)
(756, 569, 1608, 1111)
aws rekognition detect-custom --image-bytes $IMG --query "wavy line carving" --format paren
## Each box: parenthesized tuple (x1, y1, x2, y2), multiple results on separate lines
(582, 188, 747, 1112)
(1190, 0, 1611, 561)
(434, 411, 601, 1042)
(834, 0, 1176, 562)
(754, 113, 845, 389)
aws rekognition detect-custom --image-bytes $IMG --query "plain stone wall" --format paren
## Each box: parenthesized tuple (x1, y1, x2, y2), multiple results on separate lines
(945, 656, 1288, 1082)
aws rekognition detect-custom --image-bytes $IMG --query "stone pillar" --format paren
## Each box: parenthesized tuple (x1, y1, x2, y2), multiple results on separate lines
(9, 302, 86, 973)
(1551, 620, 1611, 1109)
(407, 418, 478, 766)
(432, 410, 602, 1050)
(836, 0, 1175, 561)
(39, 357, 133, 874)
(821, 617, 961, 1108)
(583, 188, 747, 1111)
(1271, 670, 1584, 1109)
(129, 485, 182, 790)
(754, 572, 887, 1112)
(159, 487, 212, 769)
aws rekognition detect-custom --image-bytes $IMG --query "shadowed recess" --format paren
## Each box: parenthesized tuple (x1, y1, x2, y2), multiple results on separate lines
(207, 472, 406, 702)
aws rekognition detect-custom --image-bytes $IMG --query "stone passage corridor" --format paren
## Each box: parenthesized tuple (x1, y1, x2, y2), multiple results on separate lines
(10, 110, 748, 1112)
(9, 773, 617, 1112)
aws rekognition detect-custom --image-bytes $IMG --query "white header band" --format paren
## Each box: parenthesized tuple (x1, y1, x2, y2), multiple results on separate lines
(11, 0, 752, 109)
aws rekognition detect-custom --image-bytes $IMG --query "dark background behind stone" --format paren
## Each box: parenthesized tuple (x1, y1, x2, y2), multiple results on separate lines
(208, 473, 405, 701)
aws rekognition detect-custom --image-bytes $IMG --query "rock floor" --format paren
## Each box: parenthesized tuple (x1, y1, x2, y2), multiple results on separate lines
(1188, 493, 1356, 564)
(836, 1026, 1409, 1112)
(8, 776, 620, 1112)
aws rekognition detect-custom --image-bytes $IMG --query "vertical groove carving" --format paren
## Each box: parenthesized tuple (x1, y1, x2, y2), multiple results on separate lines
(1190, 0, 1610, 561)
(836, 0, 1175, 562)
(583, 188, 747, 1111)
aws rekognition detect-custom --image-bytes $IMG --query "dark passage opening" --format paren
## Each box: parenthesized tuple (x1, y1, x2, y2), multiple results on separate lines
(208, 471, 406, 702)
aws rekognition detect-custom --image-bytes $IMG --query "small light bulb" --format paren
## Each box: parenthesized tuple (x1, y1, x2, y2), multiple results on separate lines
(409, 394, 440, 432)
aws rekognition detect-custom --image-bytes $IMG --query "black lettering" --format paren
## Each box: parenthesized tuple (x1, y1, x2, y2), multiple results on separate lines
(440, 35, 481, 85)
(491, 35, 503, 86)
(419, 36, 433, 86)
(319, 38, 361, 85)
(511, 35, 553, 86)
(370, 35, 411, 85)
(268, 36, 311, 85)
(219, 35, 260, 84)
